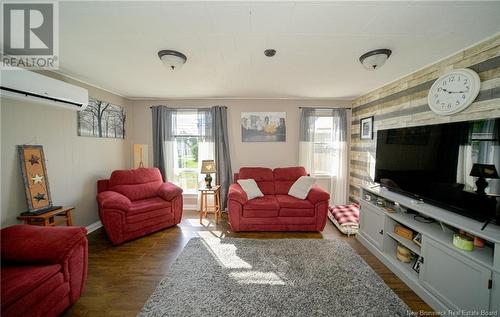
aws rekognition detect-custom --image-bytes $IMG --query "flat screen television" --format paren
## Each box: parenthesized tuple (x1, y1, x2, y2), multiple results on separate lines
(374, 118, 500, 223)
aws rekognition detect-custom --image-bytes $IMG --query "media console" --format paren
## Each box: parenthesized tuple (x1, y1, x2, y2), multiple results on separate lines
(357, 186, 500, 314)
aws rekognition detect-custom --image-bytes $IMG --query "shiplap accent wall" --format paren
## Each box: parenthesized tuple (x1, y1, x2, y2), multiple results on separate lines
(349, 35, 500, 202)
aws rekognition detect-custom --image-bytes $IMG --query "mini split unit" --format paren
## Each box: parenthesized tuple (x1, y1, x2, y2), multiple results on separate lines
(0, 68, 89, 111)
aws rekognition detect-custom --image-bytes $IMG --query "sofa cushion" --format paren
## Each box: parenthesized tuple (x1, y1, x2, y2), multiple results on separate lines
(273, 167, 307, 194)
(109, 168, 163, 201)
(128, 197, 172, 215)
(288, 176, 316, 200)
(1, 264, 62, 309)
(279, 208, 315, 217)
(275, 195, 314, 209)
(237, 179, 264, 200)
(243, 195, 279, 210)
(238, 167, 275, 195)
(243, 209, 279, 218)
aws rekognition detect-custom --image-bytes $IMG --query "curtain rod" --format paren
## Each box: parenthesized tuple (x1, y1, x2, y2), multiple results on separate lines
(299, 107, 351, 109)
(149, 106, 228, 109)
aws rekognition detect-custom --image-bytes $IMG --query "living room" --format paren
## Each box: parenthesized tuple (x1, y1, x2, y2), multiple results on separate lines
(1, 1, 500, 316)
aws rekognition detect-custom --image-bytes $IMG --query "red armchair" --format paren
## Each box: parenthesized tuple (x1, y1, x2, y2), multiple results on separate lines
(228, 167, 330, 232)
(1, 225, 88, 317)
(97, 168, 183, 245)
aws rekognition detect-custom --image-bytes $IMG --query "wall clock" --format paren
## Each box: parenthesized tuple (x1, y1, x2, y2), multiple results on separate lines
(427, 68, 480, 115)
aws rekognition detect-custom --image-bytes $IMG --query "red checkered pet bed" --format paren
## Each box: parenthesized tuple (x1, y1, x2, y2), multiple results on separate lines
(328, 203, 360, 235)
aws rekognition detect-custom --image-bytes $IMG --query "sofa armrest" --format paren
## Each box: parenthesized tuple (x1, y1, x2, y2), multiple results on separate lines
(306, 185, 330, 204)
(1, 225, 87, 264)
(97, 191, 132, 211)
(158, 182, 183, 201)
(228, 183, 248, 205)
(97, 179, 110, 193)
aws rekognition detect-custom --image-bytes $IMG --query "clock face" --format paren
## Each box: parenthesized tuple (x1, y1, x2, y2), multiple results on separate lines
(427, 69, 480, 115)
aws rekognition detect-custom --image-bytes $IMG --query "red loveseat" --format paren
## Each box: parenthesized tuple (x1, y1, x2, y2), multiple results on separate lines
(227, 167, 330, 232)
(97, 168, 183, 245)
(1, 225, 88, 317)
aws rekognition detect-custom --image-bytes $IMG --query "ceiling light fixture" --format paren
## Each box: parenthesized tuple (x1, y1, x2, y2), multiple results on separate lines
(264, 49, 276, 57)
(158, 50, 187, 70)
(359, 49, 392, 71)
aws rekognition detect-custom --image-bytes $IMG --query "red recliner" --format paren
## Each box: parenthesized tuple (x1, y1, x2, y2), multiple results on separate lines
(228, 166, 330, 232)
(96, 168, 183, 245)
(1, 225, 88, 317)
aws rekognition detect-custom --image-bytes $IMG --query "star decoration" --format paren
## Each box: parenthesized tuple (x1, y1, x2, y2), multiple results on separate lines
(28, 154, 40, 165)
(33, 193, 46, 202)
(31, 174, 44, 184)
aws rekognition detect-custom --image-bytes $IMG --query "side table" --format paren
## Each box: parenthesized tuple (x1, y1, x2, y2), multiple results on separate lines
(199, 185, 221, 224)
(17, 206, 74, 226)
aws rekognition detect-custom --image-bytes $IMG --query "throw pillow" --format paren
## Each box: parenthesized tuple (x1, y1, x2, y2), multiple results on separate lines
(288, 176, 316, 200)
(237, 179, 264, 200)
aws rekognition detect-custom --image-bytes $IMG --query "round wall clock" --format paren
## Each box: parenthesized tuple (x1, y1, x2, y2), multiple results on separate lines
(427, 68, 481, 115)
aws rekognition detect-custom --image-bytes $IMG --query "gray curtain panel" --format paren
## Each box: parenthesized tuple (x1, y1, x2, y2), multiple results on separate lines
(211, 106, 232, 210)
(300, 107, 347, 142)
(151, 106, 176, 181)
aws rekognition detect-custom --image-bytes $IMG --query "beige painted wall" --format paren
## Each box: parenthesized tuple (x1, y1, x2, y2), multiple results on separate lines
(1, 72, 130, 227)
(128, 99, 351, 173)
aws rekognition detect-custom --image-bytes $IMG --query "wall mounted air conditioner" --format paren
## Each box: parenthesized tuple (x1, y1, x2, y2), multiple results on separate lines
(0, 68, 88, 111)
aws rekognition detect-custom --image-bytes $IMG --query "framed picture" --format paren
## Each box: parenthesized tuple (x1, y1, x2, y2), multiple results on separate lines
(241, 112, 286, 142)
(18, 145, 53, 212)
(412, 256, 424, 273)
(360, 116, 374, 140)
(78, 98, 126, 138)
(412, 232, 422, 247)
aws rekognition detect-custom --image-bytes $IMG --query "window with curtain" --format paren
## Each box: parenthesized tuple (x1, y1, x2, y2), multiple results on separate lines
(457, 119, 500, 194)
(168, 109, 214, 195)
(299, 107, 349, 205)
(310, 116, 341, 176)
(152, 105, 232, 209)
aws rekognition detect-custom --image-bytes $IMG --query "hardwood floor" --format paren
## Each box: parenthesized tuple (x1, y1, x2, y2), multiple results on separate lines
(64, 210, 433, 316)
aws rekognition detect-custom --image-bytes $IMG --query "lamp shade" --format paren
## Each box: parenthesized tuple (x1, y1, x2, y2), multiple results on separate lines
(158, 50, 187, 70)
(201, 160, 216, 173)
(469, 164, 499, 179)
(359, 49, 392, 70)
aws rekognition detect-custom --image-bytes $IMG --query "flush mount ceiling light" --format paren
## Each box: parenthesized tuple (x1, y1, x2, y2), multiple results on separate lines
(359, 49, 392, 71)
(264, 49, 276, 57)
(158, 50, 187, 70)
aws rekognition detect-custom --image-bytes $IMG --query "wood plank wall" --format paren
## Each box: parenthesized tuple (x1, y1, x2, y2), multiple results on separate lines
(349, 35, 500, 202)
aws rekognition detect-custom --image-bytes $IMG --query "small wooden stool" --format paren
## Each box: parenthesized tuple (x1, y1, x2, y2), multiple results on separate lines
(17, 206, 74, 226)
(199, 185, 221, 224)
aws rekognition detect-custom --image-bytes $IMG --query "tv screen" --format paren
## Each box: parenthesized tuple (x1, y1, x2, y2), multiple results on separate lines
(374, 118, 500, 223)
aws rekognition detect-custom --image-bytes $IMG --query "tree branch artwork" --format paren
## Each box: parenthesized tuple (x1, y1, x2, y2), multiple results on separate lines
(77, 98, 126, 138)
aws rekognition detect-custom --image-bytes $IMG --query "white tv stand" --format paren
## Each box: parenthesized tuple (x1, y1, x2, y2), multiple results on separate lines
(357, 186, 500, 314)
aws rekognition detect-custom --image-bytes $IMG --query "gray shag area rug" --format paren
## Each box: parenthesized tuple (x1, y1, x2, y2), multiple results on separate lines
(139, 237, 410, 317)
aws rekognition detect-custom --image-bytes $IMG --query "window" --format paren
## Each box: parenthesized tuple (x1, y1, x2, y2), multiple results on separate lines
(299, 107, 349, 205)
(170, 110, 213, 194)
(312, 116, 337, 176)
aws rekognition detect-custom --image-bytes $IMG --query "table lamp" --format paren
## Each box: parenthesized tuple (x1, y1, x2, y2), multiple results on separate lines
(201, 160, 216, 189)
(470, 163, 499, 195)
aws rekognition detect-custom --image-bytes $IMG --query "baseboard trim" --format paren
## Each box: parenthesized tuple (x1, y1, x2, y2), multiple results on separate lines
(86, 220, 103, 234)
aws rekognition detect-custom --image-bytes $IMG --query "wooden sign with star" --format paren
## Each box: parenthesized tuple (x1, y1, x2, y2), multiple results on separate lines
(18, 145, 53, 212)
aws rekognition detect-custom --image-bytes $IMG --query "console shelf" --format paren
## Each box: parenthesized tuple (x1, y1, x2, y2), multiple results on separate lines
(364, 198, 495, 269)
(386, 231, 421, 256)
(358, 186, 500, 313)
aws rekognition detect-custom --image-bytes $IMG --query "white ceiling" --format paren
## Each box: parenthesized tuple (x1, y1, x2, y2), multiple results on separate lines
(57, 1, 500, 100)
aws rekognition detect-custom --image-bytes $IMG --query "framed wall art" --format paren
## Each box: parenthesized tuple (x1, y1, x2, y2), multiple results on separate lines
(78, 98, 126, 138)
(241, 112, 286, 142)
(18, 145, 53, 212)
(360, 116, 374, 140)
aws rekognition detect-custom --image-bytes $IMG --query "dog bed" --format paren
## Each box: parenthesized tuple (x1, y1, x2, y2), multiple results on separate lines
(328, 203, 360, 236)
